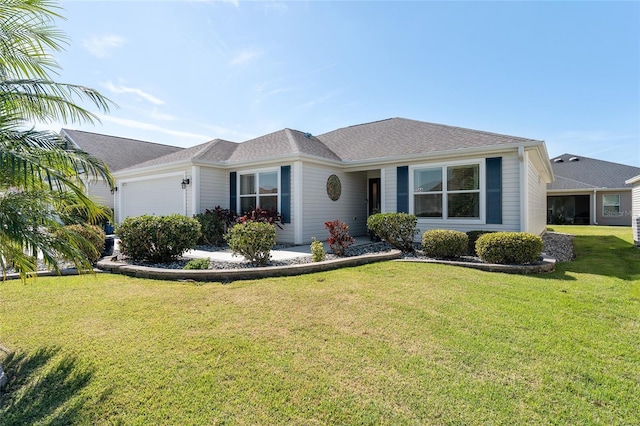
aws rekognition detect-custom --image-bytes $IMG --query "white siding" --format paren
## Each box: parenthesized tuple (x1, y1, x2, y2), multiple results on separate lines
(632, 181, 640, 245)
(383, 166, 397, 213)
(526, 156, 548, 235)
(199, 167, 228, 212)
(87, 178, 114, 209)
(301, 164, 367, 243)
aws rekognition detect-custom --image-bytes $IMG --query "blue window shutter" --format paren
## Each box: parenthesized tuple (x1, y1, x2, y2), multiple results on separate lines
(280, 165, 291, 223)
(486, 157, 502, 224)
(397, 166, 409, 213)
(229, 172, 237, 215)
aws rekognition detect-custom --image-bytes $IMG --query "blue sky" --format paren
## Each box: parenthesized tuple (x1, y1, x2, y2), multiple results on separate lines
(48, 1, 639, 166)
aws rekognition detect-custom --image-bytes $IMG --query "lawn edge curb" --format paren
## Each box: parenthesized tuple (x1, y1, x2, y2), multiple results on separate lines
(96, 250, 403, 281)
(395, 257, 556, 274)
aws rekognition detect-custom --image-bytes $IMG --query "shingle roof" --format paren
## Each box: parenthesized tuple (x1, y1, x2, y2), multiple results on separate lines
(548, 153, 640, 190)
(120, 138, 238, 171)
(227, 128, 341, 163)
(62, 129, 184, 172)
(317, 117, 542, 162)
(107, 117, 547, 172)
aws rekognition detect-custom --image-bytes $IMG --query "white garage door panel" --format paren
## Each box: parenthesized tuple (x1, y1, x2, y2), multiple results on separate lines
(122, 177, 184, 218)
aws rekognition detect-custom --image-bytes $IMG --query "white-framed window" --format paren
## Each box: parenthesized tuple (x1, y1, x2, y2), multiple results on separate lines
(411, 161, 482, 220)
(602, 194, 620, 216)
(239, 169, 279, 214)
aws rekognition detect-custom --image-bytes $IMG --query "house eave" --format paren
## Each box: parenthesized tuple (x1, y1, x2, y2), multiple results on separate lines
(625, 175, 640, 185)
(547, 187, 632, 194)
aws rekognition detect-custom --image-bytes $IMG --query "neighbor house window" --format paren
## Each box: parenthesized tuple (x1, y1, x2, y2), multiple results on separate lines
(239, 170, 278, 213)
(602, 194, 620, 216)
(413, 163, 480, 219)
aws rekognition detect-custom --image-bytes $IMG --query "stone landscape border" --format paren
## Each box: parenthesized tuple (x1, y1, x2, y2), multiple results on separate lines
(96, 250, 404, 282)
(96, 251, 555, 282)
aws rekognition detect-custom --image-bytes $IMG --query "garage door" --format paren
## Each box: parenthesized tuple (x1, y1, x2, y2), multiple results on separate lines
(121, 176, 185, 219)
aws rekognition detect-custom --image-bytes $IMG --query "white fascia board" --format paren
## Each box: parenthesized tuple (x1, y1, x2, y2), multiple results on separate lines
(113, 159, 193, 178)
(625, 175, 640, 185)
(340, 143, 528, 171)
(220, 153, 344, 170)
(547, 188, 632, 194)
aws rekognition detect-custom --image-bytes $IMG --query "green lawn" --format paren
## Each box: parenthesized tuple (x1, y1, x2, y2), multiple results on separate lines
(1, 226, 639, 425)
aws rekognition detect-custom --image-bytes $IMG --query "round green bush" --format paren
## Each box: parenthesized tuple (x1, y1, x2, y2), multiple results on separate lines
(117, 214, 201, 263)
(466, 230, 495, 256)
(225, 221, 276, 266)
(58, 224, 106, 263)
(421, 229, 468, 258)
(475, 232, 543, 264)
(367, 212, 417, 252)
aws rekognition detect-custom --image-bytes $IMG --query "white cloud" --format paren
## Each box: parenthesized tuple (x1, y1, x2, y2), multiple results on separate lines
(99, 115, 212, 143)
(230, 48, 262, 66)
(148, 108, 176, 121)
(103, 81, 165, 106)
(82, 34, 125, 58)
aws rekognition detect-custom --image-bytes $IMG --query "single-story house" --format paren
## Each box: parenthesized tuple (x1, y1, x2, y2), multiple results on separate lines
(61, 129, 184, 209)
(547, 154, 640, 226)
(626, 174, 640, 245)
(108, 118, 553, 245)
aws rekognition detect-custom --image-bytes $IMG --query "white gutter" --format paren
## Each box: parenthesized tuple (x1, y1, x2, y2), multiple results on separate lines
(519, 146, 528, 233)
(593, 189, 598, 225)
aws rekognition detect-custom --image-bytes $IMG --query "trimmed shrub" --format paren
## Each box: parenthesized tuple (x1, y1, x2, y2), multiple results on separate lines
(57, 224, 106, 263)
(475, 232, 543, 264)
(184, 258, 211, 270)
(117, 214, 201, 263)
(466, 230, 495, 256)
(194, 206, 237, 246)
(310, 237, 326, 262)
(421, 229, 468, 258)
(225, 221, 276, 266)
(325, 220, 355, 256)
(367, 213, 417, 252)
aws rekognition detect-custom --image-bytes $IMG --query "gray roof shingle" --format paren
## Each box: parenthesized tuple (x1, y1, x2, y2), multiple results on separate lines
(62, 129, 184, 172)
(227, 128, 341, 163)
(317, 117, 542, 162)
(548, 153, 640, 190)
(107, 117, 547, 172)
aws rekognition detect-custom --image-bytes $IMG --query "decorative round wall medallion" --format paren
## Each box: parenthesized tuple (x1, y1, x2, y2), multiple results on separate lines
(326, 174, 342, 201)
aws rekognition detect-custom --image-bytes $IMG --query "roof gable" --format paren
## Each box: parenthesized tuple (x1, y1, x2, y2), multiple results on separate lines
(62, 129, 184, 172)
(226, 128, 341, 163)
(548, 153, 640, 190)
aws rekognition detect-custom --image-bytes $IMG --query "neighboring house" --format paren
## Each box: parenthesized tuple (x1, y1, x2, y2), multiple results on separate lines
(111, 118, 553, 245)
(626, 175, 640, 245)
(61, 129, 184, 209)
(547, 154, 640, 226)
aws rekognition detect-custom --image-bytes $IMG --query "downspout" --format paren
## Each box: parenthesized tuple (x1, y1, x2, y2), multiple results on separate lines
(593, 189, 598, 225)
(519, 146, 528, 232)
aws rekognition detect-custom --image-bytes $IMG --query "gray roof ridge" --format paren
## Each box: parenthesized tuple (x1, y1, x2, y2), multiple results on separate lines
(283, 128, 300, 153)
(285, 128, 343, 160)
(61, 128, 184, 150)
(192, 138, 238, 161)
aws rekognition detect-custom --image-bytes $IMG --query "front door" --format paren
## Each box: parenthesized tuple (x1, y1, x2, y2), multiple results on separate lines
(368, 178, 381, 215)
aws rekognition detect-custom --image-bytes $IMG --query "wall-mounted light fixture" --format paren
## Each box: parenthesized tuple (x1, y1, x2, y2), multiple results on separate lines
(110, 186, 118, 194)
(181, 178, 190, 189)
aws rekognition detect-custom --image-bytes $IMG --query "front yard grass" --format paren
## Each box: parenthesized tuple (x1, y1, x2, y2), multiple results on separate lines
(1, 226, 638, 424)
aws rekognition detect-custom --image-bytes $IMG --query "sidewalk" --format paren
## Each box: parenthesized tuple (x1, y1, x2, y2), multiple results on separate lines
(183, 236, 376, 263)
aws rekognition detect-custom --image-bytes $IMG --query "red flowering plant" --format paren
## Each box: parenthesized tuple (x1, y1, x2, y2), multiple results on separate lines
(324, 220, 355, 256)
(237, 208, 283, 229)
